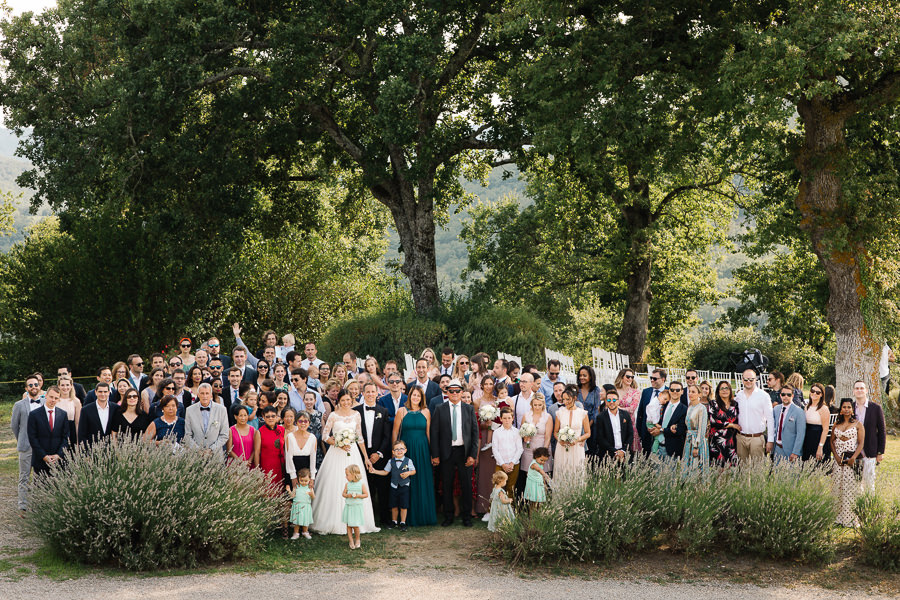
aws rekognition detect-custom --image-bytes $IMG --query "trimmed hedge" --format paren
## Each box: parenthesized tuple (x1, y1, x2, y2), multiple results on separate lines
(319, 293, 553, 367)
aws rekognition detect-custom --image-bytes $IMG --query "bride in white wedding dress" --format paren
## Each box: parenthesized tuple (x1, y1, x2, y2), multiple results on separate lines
(310, 391, 380, 534)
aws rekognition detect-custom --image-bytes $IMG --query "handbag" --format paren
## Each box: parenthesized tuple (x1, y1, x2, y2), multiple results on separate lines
(841, 451, 863, 480)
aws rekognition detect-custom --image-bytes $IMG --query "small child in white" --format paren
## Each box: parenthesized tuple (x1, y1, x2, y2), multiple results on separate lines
(368, 440, 416, 531)
(288, 468, 315, 539)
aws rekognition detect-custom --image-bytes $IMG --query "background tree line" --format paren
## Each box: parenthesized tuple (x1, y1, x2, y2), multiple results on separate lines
(1, 0, 899, 400)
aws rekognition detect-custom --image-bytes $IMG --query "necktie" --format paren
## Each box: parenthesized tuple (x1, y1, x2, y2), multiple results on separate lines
(48, 409, 54, 431)
(233, 389, 238, 404)
(451, 403, 458, 442)
(778, 407, 786, 443)
(662, 403, 674, 428)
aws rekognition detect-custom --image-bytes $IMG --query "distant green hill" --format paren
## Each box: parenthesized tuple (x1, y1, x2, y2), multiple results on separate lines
(0, 132, 48, 253)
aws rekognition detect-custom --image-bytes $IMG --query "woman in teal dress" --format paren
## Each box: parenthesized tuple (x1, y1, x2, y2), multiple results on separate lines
(682, 384, 710, 474)
(392, 387, 437, 526)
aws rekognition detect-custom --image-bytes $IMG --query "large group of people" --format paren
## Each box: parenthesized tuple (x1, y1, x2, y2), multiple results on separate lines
(9, 328, 889, 542)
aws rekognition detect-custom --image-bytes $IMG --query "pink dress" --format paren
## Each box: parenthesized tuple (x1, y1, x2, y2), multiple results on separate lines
(617, 387, 641, 452)
(230, 425, 256, 464)
(520, 411, 553, 473)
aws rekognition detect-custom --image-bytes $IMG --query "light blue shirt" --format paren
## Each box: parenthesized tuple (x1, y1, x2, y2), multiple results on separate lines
(289, 386, 324, 413)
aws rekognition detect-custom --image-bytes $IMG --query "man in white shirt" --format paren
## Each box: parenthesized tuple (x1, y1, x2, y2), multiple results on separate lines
(439, 348, 455, 377)
(301, 342, 325, 370)
(735, 369, 775, 461)
(126, 354, 146, 390)
(377, 374, 407, 425)
(491, 407, 523, 496)
(509, 372, 535, 427)
(77, 382, 119, 447)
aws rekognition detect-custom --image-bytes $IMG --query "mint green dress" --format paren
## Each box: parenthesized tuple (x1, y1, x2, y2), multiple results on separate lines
(342, 480, 365, 527)
(523, 460, 547, 502)
(291, 484, 313, 527)
(487, 487, 514, 532)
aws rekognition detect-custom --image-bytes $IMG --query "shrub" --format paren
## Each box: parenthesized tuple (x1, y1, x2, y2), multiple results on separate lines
(25, 438, 284, 570)
(491, 458, 836, 564)
(855, 483, 900, 571)
(689, 327, 831, 379)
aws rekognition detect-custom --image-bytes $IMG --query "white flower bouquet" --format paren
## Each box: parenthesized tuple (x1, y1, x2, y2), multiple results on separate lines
(519, 422, 537, 448)
(478, 404, 499, 423)
(557, 426, 578, 451)
(334, 429, 359, 456)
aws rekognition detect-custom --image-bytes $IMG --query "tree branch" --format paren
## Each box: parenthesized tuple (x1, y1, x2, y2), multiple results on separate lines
(303, 103, 366, 165)
(651, 177, 726, 220)
(196, 67, 269, 88)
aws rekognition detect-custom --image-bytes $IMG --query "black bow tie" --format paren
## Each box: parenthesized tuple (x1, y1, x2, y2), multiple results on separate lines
(200, 406, 210, 412)
(365, 406, 376, 411)
(30, 399, 40, 404)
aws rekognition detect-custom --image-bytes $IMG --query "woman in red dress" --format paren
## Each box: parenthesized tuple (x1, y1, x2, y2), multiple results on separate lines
(253, 406, 286, 491)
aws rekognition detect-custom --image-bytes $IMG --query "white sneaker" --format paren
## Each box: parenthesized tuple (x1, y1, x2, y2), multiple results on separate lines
(481, 513, 490, 522)
(480, 443, 492, 451)
(290, 533, 300, 540)
(302, 532, 312, 539)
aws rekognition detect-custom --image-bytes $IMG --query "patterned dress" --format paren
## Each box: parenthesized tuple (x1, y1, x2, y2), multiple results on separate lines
(832, 426, 860, 527)
(707, 398, 739, 466)
(617, 387, 641, 452)
(683, 403, 709, 474)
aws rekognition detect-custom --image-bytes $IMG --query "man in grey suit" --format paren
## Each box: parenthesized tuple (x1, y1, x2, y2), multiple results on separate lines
(11, 375, 44, 514)
(184, 383, 230, 457)
(772, 383, 806, 462)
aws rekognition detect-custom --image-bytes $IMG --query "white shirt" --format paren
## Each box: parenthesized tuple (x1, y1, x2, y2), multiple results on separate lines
(736, 387, 776, 442)
(492, 426, 523, 465)
(646, 396, 661, 425)
(97, 402, 110, 432)
(363, 404, 376, 446)
(608, 409, 623, 450)
(28, 396, 43, 411)
(448, 401, 464, 446)
(389, 393, 404, 413)
(130, 372, 143, 389)
(511, 391, 532, 427)
(879, 345, 891, 378)
(440, 365, 454, 376)
(301, 357, 324, 370)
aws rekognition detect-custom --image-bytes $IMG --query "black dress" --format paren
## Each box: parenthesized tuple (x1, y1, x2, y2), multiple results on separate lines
(112, 412, 152, 439)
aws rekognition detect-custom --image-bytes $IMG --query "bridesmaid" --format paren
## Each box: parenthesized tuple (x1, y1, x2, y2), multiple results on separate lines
(553, 385, 590, 477)
(473, 376, 498, 516)
(683, 384, 709, 474)
(614, 368, 641, 452)
(392, 387, 436, 526)
(520, 394, 553, 475)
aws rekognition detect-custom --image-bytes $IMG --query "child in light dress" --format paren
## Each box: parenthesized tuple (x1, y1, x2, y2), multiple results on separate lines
(342, 465, 368, 549)
(487, 471, 514, 532)
(289, 469, 315, 539)
(524, 447, 551, 509)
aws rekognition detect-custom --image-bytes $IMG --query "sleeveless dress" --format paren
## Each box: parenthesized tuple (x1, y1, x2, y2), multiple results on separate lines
(475, 398, 498, 514)
(342, 480, 365, 527)
(153, 417, 185, 443)
(707, 399, 739, 466)
(398, 410, 437, 526)
(520, 411, 553, 473)
(682, 403, 709, 474)
(617, 387, 641, 452)
(832, 426, 860, 527)
(554, 406, 587, 478)
(523, 460, 547, 502)
(229, 425, 255, 464)
(291, 484, 314, 527)
(487, 487, 514, 532)
(310, 412, 379, 534)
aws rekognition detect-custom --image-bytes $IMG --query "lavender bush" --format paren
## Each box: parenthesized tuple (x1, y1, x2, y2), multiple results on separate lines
(25, 438, 284, 570)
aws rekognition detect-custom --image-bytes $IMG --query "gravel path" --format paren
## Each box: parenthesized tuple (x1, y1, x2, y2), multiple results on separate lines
(0, 569, 893, 599)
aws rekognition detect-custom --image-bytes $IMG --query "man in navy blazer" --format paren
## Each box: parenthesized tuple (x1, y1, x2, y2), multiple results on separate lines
(27, 386, 69, 476)
(772, 384, 806, 462)
(406, 358, 442, 403)
(78, 383, 119, 448)
(378, 373, 407, 425)
(635, 368, 668, 456)
(659, 381, 687, 458)
(590, 390, 634, 460)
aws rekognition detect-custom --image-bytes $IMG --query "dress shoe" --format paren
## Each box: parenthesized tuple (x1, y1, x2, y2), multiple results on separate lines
(441, 518, 453, 527)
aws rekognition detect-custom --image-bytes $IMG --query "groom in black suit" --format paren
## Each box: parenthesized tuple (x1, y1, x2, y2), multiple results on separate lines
(356, 382, 392, 526)
(429, 379, 479, 527)
(27, 386, 69, 476)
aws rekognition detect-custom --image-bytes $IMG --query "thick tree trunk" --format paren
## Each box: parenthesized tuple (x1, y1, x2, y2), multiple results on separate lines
(796, 98, 879, 398)
(616, 254, 652, 365)
(379, 178, 440, 315)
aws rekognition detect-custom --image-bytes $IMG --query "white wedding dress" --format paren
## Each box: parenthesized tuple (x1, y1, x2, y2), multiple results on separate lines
(310, 411, 380, 534)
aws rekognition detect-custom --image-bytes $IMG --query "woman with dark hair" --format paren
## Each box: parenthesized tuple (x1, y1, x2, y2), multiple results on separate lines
(227, 404, 255, 466)
(273, 389, 290, 416)
(803, 383, 832, 461)
(553, 384, 590, 477)
(391, 386, 436, 526)
(253, 406, 286, 490)
(186, 365, 205, 398)
(286, 410, 318, 488)
(831, 398, 865, 527)
(468, 352, 490, 392)
(576, 366, 601, 425)
(708, 381, 740, 467)
(112, 388, 151, 439)
(143, 395, 185, 445)
(272, 363, 290, 392)
(148, 378, 179, 419)
(823, 384, 837, 462)
(255, 359, 271, 391)
(472, 375, 498, 515)
(141, 368, 167, 412)
(614, 368, 641, 452)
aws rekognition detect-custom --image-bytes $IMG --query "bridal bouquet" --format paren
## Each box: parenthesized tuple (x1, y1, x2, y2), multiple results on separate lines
(478, 404, 499, 423)
(557, 426, 578, 451)
(334, 429, 359, 456)
(519, 422, 537, 448)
